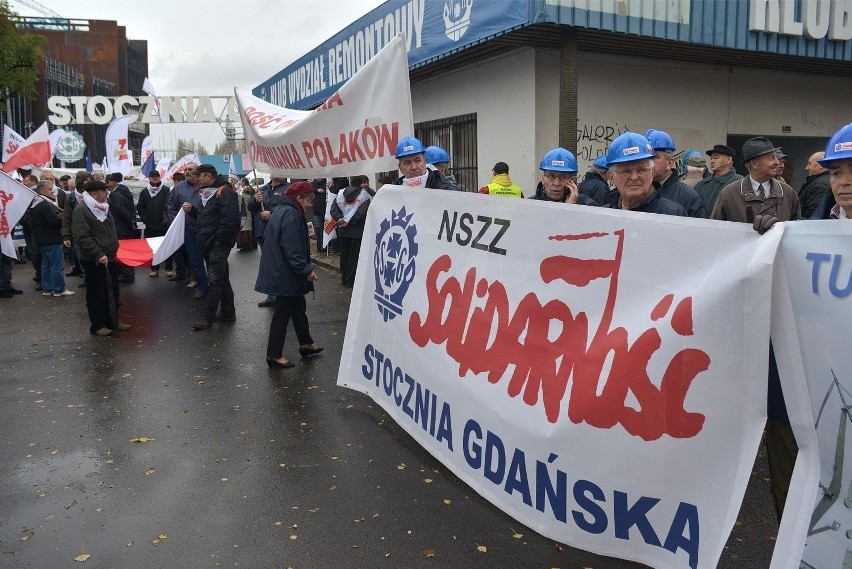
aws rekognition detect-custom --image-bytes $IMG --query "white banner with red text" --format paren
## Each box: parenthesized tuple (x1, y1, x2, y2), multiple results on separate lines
(235, 33, 413, 179)
(337, 187, 781, 569)
(769, 221, 852, 569)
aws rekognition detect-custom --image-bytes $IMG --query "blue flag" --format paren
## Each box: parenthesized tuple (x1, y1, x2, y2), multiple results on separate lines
(140, 150, 155, 178)
(85, 148, 92, 173)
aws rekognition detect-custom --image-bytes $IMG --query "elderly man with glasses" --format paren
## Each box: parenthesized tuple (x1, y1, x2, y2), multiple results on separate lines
(167, 162, 208, 298)
(530, 147, 597, 205)
(605, 132, 686, 216)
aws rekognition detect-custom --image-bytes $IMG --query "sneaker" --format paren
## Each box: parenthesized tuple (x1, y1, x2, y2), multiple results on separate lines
(187, 281, 198, 288)
(149, 271, 159, 278)
(42, 292, 53, 296)
(165, 270, 175, 278)
(214, 312, 236, 322)
(115, 323, 131, 331)
(193, 290, 207, 300)
(94, 327, 113, 337)
(54, 290, 75, 297)
(193, 319, 211, 330)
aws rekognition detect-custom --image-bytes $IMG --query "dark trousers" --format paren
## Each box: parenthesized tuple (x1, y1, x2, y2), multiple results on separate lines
(0, 254, 12, 290)
(339, 235, 361, 287)
(202, 243, 234, 321)
(116, 233, 136, 280)
(80, 259, 120, 334)
(313, 213, 326, 252)
(185, 228, 208, 291)
(266, 296, 313, 359)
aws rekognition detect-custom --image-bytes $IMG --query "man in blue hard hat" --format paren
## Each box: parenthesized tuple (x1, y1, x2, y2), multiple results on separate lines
(578, 155, 611, 206)
(605, 132, 686, 216)
(530, 148, 596, 205)
(811, 122, 852, 220)
(394, 137, 458, 191)
(424, 145, 460, 190)
(646, 129, 707, 218)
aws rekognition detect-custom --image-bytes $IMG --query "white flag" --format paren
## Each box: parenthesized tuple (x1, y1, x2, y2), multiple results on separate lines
(228, 154, 238, 186)
(2, 124, 26, 164)
(236, 33, 413, 178)
(155, 157, 171, 178)
(142, 77, 166, 124)
(105, 116, 131, 177)
(0, 171, 37, 257)
(322, 190, 337, 249)
(48, 128, 66, 160)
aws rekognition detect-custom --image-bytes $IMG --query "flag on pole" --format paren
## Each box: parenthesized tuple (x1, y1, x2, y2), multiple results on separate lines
(48, 128, 65, 161)
(228, 154, 238, 186)
(0, 171, 37, 257)
(142, 77, 166, 124)
(116, 208, 186, 266)
(105, 116, 131, 177)
(1, 123, 52, 173)
(140, 136, 155, 178)
(155, 157, 171, 178)
(2, 124, 26, 164)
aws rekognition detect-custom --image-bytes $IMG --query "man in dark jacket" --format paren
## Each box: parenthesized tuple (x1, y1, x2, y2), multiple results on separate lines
(799, 151, 832, 219)
(31, 180, 74, 296)
(191, 164, 240, 330)
(330, 175, 374, 288)
(647, 130, 707, 218)
(694, 144, 743, 215)
(137, 170, 172, 277)
(393, 137, 459, 191)
(167, 164, 204, 287)
(106, 172, 138, 282)
(577, 156, 610, 205)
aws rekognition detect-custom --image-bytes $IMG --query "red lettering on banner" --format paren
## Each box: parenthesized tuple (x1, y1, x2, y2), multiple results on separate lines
(0, 191, 13, 237)
(244, 106, 283, 129)
(408, 230, 710, 441)
(314, 91, 344, 112)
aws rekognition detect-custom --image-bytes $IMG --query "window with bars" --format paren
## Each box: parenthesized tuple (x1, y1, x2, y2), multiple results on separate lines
(416, 113, 478, 192)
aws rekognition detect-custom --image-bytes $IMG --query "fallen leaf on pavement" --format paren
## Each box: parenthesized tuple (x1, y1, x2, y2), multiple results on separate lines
(476, 545, 487, 553)
(130, 437, 153, 444)
(74, 553, 91, 562)
(443, 499, 452, 505)
(423, 549, 435, 557)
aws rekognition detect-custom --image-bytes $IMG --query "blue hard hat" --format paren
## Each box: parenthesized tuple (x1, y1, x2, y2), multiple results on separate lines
(395, 136, 426, 159)
(645, 129, 676, 152)
(593, 155, 609, 170)
(680, 149, 703, 174)
(539, 147, 578, 173)
(424, 145, 450, 165)
(606, 132, 655, 165)
(819, 122, 852, 166)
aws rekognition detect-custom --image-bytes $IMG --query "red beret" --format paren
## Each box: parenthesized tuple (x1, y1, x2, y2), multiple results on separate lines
(284, 181, 314, 199)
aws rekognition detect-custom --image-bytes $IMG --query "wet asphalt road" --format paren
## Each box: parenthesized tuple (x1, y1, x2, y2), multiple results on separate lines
(0, 250, 780, 568)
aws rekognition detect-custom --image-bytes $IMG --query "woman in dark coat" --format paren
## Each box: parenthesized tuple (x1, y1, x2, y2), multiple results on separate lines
(255, 181, 323, 368)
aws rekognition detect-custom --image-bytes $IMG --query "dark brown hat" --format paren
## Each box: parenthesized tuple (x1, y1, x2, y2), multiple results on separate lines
(84, 180, 108, 193)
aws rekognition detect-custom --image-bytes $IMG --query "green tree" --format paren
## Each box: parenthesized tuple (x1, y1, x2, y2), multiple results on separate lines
(0, 3, 45, 113)
(213, 139, 246, 155)
(176, 138, 208, 157)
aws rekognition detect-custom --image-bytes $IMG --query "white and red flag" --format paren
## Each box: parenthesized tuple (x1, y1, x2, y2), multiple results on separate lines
(105, 116, 131, 177)
(1, 123, 51, 173)
(2, 124, 26, 164)
(164, 152, 200, 182)
(115, 208, 186, 266)
(0, 171, 36, 257)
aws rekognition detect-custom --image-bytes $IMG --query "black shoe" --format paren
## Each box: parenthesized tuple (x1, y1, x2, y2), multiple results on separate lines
(117, 276, 135, 283)
(257, 300, 275, 308)
(9, 288, 23, 294)
(214, 312, 236, 322)
(168, 275, 186, 282)
(298, 346, 324, 359)
(193, 290, 207, 300)
(0, 291, 13, 298)
(266, 357, 295, 369)
(66, 270, 82, 277)
(193, 319, 212, 330)
(35, 285, 42, 291)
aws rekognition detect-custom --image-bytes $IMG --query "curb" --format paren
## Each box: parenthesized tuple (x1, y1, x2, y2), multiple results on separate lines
(311, 256, 341, 273)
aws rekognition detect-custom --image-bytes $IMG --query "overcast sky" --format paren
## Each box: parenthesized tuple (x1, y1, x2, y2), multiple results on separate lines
(9, 0, 386, 153)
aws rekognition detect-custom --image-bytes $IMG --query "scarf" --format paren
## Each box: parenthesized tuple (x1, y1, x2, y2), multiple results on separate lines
(82, 191, 110, 222)
(146, 183, 163, 198)
(402, 173, 429, 188)
(335, 188, 372, 223)
(200, 185, 220, 206)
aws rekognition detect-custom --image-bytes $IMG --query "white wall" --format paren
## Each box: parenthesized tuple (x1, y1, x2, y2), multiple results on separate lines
(411, 48, 539, 193)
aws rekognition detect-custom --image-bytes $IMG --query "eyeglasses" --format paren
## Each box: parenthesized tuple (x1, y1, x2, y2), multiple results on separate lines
(185, 169, 197, 174)
(543, 172, 575, 182)
(613, 166, 653, 177)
